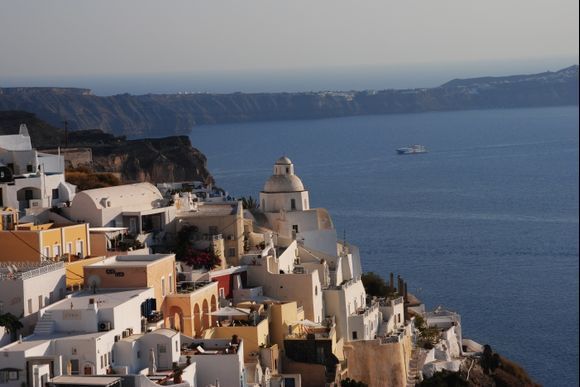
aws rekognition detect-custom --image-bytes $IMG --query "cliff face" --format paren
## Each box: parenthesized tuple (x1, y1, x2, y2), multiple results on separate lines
(0, 66, 577, 137)
(0, 111, 213, 185)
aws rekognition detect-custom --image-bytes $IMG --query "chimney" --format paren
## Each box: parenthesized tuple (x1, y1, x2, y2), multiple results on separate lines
(389, 272, 394, 293)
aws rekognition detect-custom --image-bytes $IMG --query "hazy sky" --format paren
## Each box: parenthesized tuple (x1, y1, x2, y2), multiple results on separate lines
(0, 0, 578, 79)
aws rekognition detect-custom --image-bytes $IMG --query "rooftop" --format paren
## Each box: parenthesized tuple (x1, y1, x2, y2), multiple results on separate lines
(0, 261, 64, 281)
(48, 288, 151, 311)
(177, 202, 238, 217)
(86, 254, 174, 268)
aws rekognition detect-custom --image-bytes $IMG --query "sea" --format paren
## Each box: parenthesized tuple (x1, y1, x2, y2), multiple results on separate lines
(190, 106, 579, 386)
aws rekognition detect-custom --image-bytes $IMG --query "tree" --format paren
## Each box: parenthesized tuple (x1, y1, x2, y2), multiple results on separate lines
(361, 272, 389, 298)
(0, 313, 23, 341)
(341, 378, 368, 387)
(181, 246, 221, 270)
(241, 196, 259, 210)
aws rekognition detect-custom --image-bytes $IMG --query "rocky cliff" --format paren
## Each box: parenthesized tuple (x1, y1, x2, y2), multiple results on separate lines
(0, 111, 213, 185)
(0, 66, 577, 137)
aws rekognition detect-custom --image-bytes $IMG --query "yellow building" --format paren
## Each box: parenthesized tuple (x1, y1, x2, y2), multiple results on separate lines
(0, 222, 91, 262)
(164, 281, 219, 337)
(205, 316, 270, 362)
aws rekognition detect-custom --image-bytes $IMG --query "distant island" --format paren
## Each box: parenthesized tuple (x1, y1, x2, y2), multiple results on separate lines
(0, 65, 578, 138)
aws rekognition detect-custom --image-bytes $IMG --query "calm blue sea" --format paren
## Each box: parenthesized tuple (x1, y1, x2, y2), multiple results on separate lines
(190, 106, 579, 386)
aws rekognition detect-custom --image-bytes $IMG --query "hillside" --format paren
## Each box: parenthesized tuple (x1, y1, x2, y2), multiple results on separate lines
(0, 66, 577, 138)
(0, 111, 213, 185)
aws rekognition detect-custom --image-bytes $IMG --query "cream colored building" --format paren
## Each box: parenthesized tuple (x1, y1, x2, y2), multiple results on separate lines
(173, 200, 244, 266)
(64, 183, 175, 248)
(242, 238, 324, 324)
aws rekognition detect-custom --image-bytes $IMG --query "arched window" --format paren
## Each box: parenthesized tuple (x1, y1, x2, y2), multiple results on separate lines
(290, 199, 296, 210)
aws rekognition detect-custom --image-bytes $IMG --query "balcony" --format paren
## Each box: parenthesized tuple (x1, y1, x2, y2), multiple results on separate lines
(176, 280, 214, 294)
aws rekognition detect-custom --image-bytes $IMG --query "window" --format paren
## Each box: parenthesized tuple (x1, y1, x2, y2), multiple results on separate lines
(169, 274, 173, 294)
(100, 355, 104, 369)
(352, 331, 358, 340)
(76, 240, 84, 258)
(290, 199, 296, 210)
(38, 295, 43, 309)
(161, 277, 166, 297)
(70, 359, 79, 375)
(292, 225, 299, 234)
(219, 288, 225, 299)
(228, 247, 236, 257)
(0, 370, 19, 382)
(52, 188, 59, 200)
(66, 242, 72, 254)
(314, 286, 318, 296)
(43, 246, 51, 260)
(27, 299, 32, 314)
(53, 244, 61, 258)
(26, 164, 33, 173)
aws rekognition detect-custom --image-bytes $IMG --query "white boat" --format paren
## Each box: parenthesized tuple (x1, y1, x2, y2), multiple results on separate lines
(396, 144, 427, 155)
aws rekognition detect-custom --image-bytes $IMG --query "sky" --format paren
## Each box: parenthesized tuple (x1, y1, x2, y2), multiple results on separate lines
(0, 0, 578, 93)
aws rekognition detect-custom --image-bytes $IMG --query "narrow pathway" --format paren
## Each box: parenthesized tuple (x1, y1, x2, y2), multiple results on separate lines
(406, 348, 422, 387)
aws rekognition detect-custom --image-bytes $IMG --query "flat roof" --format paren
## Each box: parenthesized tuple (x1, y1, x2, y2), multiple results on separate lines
(177, 202, 237, 217)
(50, 376, 122, 386)
(48, 288, 151, 311)
(85, 254, 174, 268)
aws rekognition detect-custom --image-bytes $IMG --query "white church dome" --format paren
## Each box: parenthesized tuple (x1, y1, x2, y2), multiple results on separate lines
(263, 174, 305, 193)
(262, 156, 306, 193)
(275, 156, 293, 165)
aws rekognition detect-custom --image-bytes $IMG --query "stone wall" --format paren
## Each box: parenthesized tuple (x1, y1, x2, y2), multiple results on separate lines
(343, 335, 412, 387)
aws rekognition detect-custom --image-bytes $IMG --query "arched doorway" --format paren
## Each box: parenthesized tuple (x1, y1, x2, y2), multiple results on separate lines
(168, 306, 184, 332)
(193, 303, 202, 337)
(202, 299, 210, 330)
(210, 295, 217, 327)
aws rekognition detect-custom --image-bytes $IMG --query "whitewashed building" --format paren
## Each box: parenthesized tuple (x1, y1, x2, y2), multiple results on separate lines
(0, 125, 75, 212)
(0, 288, 154, 386)
(65, 183, 175, 247)
(0, 262, 66, 335)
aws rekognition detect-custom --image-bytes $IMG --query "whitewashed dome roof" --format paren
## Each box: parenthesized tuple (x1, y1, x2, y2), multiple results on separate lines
(262, 156, 306, 193)
(275, 156, 293, 165)
(263, 174, 305, 193)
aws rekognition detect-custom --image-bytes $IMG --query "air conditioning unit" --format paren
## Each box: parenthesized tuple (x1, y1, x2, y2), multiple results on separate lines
(114, 335, 121, 342)
(98, 321, 112, 331)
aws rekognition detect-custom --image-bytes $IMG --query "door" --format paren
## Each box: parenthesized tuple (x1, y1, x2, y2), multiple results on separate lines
(157, 344, 170, 369)
(76, 240, 84, 258)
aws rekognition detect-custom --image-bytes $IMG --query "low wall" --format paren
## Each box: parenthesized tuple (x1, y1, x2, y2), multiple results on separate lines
(343, 335, 412, 387)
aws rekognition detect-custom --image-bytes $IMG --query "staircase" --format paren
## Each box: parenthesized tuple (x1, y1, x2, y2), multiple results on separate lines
(406, 348, 422, 387)
(34, 311, 55, 336)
